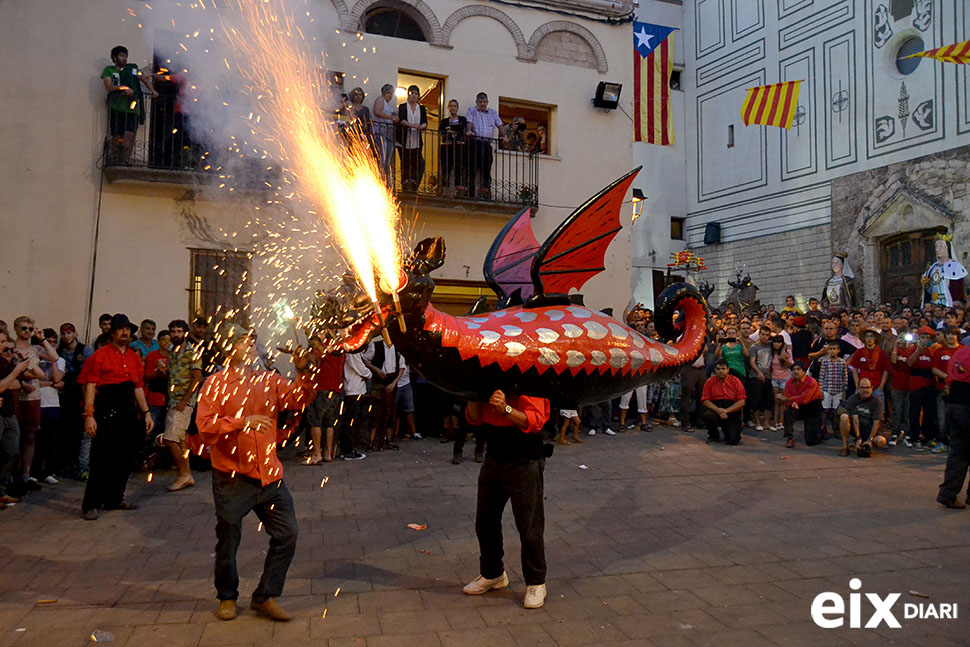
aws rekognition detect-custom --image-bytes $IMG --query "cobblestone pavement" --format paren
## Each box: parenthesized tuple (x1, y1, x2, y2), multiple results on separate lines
(1, 425, 967, 647)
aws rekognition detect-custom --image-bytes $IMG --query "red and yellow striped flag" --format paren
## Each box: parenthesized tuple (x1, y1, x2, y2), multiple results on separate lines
(740, 81, 802, 129)
(904, 39, 970, 64)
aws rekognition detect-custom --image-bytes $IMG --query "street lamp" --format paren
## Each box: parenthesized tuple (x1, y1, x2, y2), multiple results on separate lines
(632, 188, 646, 222)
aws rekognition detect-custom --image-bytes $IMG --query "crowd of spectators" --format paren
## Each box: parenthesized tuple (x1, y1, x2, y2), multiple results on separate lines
(585, 295, 969, 461)
(3, 292, 969, 515)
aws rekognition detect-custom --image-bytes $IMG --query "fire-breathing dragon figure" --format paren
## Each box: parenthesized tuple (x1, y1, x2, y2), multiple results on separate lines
(310, 169, 710, 407)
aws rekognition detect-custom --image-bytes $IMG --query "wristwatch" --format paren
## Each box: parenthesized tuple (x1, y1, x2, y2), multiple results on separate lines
(504, 404, 513, 415)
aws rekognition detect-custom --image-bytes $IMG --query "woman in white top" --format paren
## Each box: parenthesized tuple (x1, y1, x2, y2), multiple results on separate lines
(396, 85, 427, 192)
(372, 83, 398, 181)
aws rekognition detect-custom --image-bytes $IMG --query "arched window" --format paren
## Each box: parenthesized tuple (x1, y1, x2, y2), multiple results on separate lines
(364, 8, 427, 42)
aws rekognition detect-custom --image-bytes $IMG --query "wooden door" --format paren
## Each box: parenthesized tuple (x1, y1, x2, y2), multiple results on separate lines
(880, 229, 943, 305)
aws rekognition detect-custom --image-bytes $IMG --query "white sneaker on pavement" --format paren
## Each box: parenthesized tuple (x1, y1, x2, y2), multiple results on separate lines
(463, 572, 509, 595)
(523, 584, 546, 608)
(43, 476, 58, 485)
(587, 429, 596, 436)
(603, 428, 616, 436)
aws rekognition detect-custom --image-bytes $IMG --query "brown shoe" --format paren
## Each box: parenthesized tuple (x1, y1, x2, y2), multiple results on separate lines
(0, 495, 19, 504)
(250, 597, 290, 621)
(216, 599, 238, 620)
(784, 438, 795, 448)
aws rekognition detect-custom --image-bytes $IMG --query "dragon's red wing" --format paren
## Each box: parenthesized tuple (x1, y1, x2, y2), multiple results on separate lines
(531, 169, 640, 295)
(484, 207, 540, 305)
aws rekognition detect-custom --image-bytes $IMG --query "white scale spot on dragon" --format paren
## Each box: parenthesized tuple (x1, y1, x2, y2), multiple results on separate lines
(464, 323, 481, 330)
(583, 321, 608, 339)
(562, 323, 584, 338)
(609, 348, 628, 368)
(538, 348, 560, 365)
(479, 330, 500, 344)
(536, 328, 560, 343)
(566, 350, 585, 367)
(470, 317, 489, 324)
(664, 345, 679, 356)
(630, 350, 645, 370)
(649, 348, 664, 365)
(491, 310, 508, 318)
(608, 323, 628, 339)
(629, 332, 646, 349)
(566, 307, 592, 318)
(505, 341, 526, 357)
(545, 310, 565, 321)
(514, 311, 538, 323)
(590, 350, 607, 366)
(501, 325, 523, 336)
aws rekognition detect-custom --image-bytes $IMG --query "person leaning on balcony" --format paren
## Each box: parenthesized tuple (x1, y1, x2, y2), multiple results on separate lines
(438, 99, 468, 194)
(396, 85, 427, 192)
(372, 83, 399, 181)
(101, 45, 157, 162)
(465, 92, 504, 199)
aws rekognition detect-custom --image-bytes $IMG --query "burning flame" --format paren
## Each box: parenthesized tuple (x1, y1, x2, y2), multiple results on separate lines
(215, 0, 405, 301)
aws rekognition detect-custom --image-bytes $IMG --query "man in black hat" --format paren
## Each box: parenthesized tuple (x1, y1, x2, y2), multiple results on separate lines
(77, 314, 154, 520)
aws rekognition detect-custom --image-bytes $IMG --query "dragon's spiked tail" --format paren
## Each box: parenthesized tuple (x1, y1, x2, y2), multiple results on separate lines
(655, 282, 710, 365)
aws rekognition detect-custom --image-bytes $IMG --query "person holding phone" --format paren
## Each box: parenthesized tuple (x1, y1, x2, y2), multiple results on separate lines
(905, 326, 940, 449)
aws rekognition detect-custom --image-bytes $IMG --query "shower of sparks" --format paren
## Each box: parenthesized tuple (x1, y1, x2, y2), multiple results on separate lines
(131, 0, 407, 345)
(216, 0, 406, 302)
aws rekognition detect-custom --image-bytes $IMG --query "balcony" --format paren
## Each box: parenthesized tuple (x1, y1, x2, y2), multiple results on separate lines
(370, 122, 539, 216)
(100, 96, 539, 213)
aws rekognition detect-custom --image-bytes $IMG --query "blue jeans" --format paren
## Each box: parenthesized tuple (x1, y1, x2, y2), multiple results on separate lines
(212, 471, 298, 602)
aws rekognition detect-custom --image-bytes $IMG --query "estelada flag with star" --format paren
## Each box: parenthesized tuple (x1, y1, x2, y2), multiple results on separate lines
(740, 81, 802, 129)
(634, 22, 676, 145)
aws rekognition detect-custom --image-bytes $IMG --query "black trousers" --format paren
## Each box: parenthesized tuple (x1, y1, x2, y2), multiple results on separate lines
(939, 403, 970, 502)
(0, 414, 20, 497)
(81, 387, 141, 512)
(783, 400, 823, 445)
(439, 142, 467, 187)
(212, 471, 298, 602)
(476, 457, 546, 585)
(400, 147, 422, 188)
(468, 139, 493, 195)
(909, 387, 938, 443)
(679, 366, 706, 426)
(341, 394, 368, 449)
(701, 399, 742, 445)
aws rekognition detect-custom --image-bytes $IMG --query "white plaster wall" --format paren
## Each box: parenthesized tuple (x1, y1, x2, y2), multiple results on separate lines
(0, 0, 633, 338)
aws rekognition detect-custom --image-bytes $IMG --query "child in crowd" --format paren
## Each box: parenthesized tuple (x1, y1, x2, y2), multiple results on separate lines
(818, 341, 848, 437)
(556, 408, 583, 445)
(769, 336, 793, 431)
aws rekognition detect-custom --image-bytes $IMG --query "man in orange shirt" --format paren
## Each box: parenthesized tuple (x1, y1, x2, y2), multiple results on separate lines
(847, 328, 891, 401)
(196, 324, 313, 622)
(461, 387, 551, 609)
(779, 362, 823, 448)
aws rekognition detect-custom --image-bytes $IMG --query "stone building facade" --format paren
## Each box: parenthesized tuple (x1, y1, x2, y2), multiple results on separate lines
(833, 145, 970, 306)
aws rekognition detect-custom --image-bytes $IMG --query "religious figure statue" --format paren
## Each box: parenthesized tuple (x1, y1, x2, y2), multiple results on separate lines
(921, 233, 967, 307)
(820, 253, 855, 313)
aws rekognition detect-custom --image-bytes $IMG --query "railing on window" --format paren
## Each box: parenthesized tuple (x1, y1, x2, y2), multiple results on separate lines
(102, 96, 538, 208)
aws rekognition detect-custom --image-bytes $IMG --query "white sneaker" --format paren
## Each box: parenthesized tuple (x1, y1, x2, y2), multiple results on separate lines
(603, 428, 616, 436)
(43, 476, 58, 485)
(755, 426, 764, 432)
(463, 572, 509, 595)
(587, 429, 596, 436)
(412, 433, 424, 440)
(523, 583, 546, 609)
